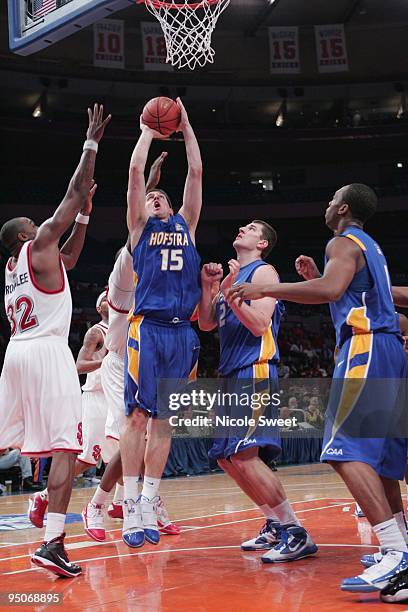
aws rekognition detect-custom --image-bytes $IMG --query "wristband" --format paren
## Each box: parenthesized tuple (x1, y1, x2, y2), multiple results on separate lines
(75, 213, 90, 225)
(83, 139, 98, 153)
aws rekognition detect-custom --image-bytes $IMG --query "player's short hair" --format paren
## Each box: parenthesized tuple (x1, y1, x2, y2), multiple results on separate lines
(146, 188, 173, 211)
(0, 218, 25, 252)
(252, 220, 277, 259)
(342, 184, 377, 223)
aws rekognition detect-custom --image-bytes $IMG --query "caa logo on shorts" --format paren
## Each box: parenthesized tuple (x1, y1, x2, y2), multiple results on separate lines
(326, 448, 343, 456)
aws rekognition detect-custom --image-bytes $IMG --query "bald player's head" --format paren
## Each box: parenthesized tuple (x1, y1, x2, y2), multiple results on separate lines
(0, 217, 38, 256)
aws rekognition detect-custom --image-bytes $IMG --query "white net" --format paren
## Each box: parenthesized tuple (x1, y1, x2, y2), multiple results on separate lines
(143, 0, 230, 70)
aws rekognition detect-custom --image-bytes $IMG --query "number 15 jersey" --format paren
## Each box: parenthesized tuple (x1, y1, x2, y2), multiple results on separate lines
(4, 240, 72, 341)
(132, 213, 201, 321)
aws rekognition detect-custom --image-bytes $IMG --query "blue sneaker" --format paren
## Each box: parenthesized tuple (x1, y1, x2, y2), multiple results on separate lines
(122, 497, 144, 548)
(360, 550, 383, 568)
(341, 550, 408, 592)
(241, 520, 282, 551)
(261, 525, 318, 563)
(141, 495, 160, 545)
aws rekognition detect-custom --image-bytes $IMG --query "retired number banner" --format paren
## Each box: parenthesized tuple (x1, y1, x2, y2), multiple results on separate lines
(94, 19, 124, 69)
(141, 22, 173, 72)
(268, 27, 300, 74)
(314, 24, 348, 73)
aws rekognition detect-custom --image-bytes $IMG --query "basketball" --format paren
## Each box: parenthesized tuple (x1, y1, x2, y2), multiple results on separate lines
(141, 97, 181, 137)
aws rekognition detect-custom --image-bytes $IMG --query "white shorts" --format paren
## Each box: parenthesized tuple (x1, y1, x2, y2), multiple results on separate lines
(101, 351, 126, 443)
(0, 337, 82, 457)
(77, 389, 117, 465)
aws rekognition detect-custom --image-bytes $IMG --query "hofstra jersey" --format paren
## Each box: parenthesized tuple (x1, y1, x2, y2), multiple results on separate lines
(216, 260, 285, 376)
(132, 213, 201, 321)
(328, 226, 400, 348)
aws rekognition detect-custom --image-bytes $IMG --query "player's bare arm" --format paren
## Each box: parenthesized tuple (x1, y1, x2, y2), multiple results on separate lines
(59, 180, 97, 271)
(76, 327, 107, 374)
(229, 237, 361, 305)
(392, 286, 408, 307)
(198, 262, 223, 331)
(176, 98, 203, 242)
(225, 262, 278, 337)
(127, 120, 167, 250)
(31, 104, 111, 289)
(146, 151, 168, 193)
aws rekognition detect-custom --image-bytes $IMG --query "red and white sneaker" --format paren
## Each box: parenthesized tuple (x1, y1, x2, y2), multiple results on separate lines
(82, 502, 106, 542)
(107, 501, 123, 519)
(28, 491, 48, 528)
(157, 497, 180, 535)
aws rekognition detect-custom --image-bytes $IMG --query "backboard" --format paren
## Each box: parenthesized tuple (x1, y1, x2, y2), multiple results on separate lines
(8, 0, 134, 55)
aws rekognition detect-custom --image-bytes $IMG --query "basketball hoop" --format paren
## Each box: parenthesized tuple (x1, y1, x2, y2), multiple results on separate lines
(136, 0, 230, 70)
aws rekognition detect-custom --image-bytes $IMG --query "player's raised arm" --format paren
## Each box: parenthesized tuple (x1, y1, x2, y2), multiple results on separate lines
(76, 326, 105, 374)
(33, 105, 110, 256)
(176, 99, 203, 240)
(392, 286, 408, 307)
(146, 151, 168, 193)
(59, 180, 97, 271)
(224, 261, 277, 337)
(229, 237, 359, 305)
(198, 263, 223, 331)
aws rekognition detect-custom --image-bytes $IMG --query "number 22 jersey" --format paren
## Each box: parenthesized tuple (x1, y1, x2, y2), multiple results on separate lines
(4, 240, 72, 341)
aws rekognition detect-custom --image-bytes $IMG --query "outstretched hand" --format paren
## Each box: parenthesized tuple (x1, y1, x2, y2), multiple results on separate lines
(147, 152, 168, 191)
(87, 104, 111, 143)
(227, 282, 266, 306)
(81, 180, 97, 216)
(140, 114, 168, 140)
(295, 255, 321, 280)
(176, 97, 190, 133)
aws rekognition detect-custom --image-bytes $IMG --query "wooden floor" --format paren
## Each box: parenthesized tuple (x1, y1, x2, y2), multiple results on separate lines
(0, 463, 405, 611)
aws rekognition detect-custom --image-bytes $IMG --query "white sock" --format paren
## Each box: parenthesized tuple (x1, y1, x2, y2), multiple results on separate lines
(124, 476, 140, 502)
(259, 504, 278, 520)
(91, 485, 110, 507)
(141, 475, 160, 501)
(373, 518, 408, 552)
(44, 512, 66, 543)
(394, 512, 408, 544)
(271, 499, 300, 526)
(113, 483, 124, 503)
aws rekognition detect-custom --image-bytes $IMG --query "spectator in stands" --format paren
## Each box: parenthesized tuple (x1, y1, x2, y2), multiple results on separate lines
(0, 449, 42, 491)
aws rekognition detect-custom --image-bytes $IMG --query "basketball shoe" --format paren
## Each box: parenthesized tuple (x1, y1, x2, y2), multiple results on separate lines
(381, 567, 408, 602)
(31, 533, 81, 578)
(82, 502, 106, 542)
(241, 520, 282, 551)
(157, 497, 180, 535)
(354, 503, 366, 518)
(107, 501, 123, 519)
(122, 496, 144, 548)
(261, 525, 318, 563)
(360, 549, 384, 568)
(28, 490, 48, 528)
(341, 550, 408, 592)
(141, 495, 160, 544)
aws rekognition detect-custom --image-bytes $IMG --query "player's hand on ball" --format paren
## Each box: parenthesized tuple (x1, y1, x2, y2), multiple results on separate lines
(227, 282, 265, 306)
(139, 115, 168, 140)
(175, 97, 190, 132)
(220, 259, 240, 294)
(87, 104, 111, 143)
(201, 263, 223, 285)
(81, 179, 97, 216)
(295, 255, 321, 280)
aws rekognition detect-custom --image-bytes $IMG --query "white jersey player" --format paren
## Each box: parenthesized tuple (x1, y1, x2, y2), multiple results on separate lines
(0, 103, 111, 578)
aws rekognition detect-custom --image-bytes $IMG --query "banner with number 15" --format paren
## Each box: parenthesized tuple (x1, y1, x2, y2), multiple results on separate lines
(314, 24, 349, 73)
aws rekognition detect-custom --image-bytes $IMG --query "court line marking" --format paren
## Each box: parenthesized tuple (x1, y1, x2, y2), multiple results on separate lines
(0, 500, 352, 565)
(0, 496, 353, 550)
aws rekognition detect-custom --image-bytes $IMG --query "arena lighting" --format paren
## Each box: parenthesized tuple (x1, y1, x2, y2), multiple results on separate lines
(397, 162, 403, 168)
(32, 92, 47, 119)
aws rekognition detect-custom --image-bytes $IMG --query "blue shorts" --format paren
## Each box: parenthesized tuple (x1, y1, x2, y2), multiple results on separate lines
(321, 332, 408, 480)
(125, 317, 200, 418)
(209, 363, 282, 461)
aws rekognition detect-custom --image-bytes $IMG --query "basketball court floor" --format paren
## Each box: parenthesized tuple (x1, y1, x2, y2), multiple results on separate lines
(0, 463, 403, 610)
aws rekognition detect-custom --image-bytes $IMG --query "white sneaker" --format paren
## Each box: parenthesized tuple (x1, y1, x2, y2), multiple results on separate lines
(342, 550, 408, 592)
(82, 502, 106, 542)
(122, 497, 144, 548)
(141, 495, 160, 545)
(241, 520, 282, 551)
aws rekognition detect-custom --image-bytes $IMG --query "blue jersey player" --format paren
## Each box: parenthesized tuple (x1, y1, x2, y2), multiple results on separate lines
(198, 220, 317, 563)
(121, 99, 202, 549)
(230, 184, 408, 594)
